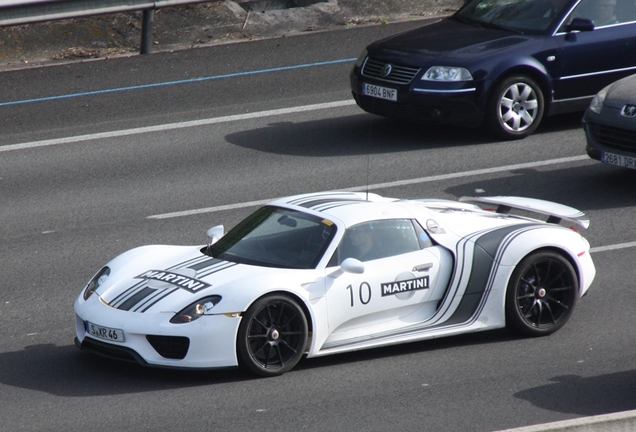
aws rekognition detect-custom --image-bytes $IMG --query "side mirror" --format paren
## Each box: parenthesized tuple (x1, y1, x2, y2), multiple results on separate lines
(206, 225, 224, 244)
(566, 17, 595, 32)
(341, 258, 365, 274)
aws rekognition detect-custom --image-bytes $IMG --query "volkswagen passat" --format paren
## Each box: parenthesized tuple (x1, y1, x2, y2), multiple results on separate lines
(351, 0, 636, 139)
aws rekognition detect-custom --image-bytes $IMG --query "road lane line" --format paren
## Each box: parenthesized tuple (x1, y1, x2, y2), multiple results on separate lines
(590, 241, 636, 253)
(0, 100, 356, 152)
(147, 155, 590, 219)
(0, 58, 356, 107)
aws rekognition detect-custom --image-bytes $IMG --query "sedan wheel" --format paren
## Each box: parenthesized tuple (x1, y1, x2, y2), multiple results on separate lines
(237, 294, 308, 376)
(486, 75, 544, 140)
(506, 251, 578, 336)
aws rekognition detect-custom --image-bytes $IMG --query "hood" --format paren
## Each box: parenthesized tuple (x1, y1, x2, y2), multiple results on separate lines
(604, 73, 636, 108)
(94, 245, 307, 314)
(368, 18, 532, 65)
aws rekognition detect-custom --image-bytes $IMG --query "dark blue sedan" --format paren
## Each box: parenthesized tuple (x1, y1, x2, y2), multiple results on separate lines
(350, 0, 636, 139)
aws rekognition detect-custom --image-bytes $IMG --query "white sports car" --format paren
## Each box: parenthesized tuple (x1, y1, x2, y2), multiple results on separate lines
(74, 191, 595, 376)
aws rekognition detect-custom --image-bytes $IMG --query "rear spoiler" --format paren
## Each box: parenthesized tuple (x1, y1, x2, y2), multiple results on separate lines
(459, 196, 590, 230)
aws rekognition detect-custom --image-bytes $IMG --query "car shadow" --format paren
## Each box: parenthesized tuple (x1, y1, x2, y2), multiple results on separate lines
(513, 372, 636, 416)
(295, 328, 517, 371)
(223, 112, 583, 157)
(0, 344, 249, 397)
(443, 161, 636, 213)
(0, 330, 516, 395)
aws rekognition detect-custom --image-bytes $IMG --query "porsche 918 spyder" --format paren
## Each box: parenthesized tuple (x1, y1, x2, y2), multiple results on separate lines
(74, 192, 595, 376)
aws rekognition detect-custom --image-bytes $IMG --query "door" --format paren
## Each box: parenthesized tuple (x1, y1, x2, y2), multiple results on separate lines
(323, 219, 452, 347)
(553, 0, 636, 102)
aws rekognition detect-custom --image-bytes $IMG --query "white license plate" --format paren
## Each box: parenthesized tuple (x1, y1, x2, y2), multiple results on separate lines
(362, 83, 397, 101)
(602, 151, 636, 169)
(86, 321, 125, 342)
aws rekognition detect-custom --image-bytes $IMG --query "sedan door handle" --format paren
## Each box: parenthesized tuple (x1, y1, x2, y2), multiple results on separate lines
(413, 263, 433, 272)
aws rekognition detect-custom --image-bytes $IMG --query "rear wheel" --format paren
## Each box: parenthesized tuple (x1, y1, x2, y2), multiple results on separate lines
(237, 294, 308, 376)
(486, 75, 544, 140)
(506, 251, 578, 336)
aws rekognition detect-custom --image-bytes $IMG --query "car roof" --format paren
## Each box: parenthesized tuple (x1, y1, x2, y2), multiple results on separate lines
(269, 191, 420, 228)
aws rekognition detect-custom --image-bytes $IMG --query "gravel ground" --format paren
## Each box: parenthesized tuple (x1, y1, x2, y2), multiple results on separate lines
(0, 0, 462, 70)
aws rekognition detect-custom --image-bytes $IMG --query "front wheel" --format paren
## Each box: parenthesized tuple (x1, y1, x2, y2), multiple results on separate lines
(237, 294, 308, 376)
(506, 251, 578, 337)
(485, 75, 545, 140)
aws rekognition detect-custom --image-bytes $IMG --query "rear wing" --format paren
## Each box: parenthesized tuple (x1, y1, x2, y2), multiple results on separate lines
(459, 196, 590, 230)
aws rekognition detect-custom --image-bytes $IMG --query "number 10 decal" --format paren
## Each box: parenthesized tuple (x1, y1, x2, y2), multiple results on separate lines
(346, 282, 372, 307)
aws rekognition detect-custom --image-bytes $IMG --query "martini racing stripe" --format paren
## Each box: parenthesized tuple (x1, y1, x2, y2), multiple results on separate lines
(168, 254, 211, 270)
(440, 224, 535, 326)
(195, 260, 238, 278)
(117, 287, 157, 311)
(321, 224, 538, 351)
(288, 192, 365, 211)
(108, 280, 147, 308)
(185, 257, 222, 271)
(107, 258, 237, 312)
(140, 288, 180, 313)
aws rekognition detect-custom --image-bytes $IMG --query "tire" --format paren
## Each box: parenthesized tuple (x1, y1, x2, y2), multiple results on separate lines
(237, 294, 308, 376)
(505, 251, 578, 337)
(485, 75, 545, 140)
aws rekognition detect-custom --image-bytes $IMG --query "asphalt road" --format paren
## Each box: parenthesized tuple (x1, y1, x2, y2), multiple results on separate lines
(1, 20, 636, 432)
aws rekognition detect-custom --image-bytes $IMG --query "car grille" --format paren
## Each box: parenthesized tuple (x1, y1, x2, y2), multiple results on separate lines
(80, 337, 145, 364)
(146, 335, 190, 359)
(588, 122, 636, 152)
(362, 57, 420, 85)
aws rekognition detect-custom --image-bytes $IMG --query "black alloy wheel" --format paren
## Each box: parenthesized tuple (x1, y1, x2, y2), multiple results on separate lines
(237, 294, 308, 376)
(506, 251, 578, 336)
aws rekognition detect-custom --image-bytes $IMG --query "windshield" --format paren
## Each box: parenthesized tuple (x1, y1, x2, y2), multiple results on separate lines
(208, 206, 338, 269)
(456, 0, 571, 33)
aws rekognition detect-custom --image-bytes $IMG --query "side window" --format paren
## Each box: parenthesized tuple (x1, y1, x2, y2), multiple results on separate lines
(328, 219, 430, 266)
(570, 0, 621, 26)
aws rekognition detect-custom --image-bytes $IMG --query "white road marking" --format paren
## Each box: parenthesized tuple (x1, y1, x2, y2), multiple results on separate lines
(0, 100, 356, 152)
(590, 241, 636, 253)
(147, 155, 589, 219)
(7, 99, 625, 252)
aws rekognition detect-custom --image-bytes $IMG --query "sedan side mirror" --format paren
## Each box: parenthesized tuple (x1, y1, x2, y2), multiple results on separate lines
(566, 17, 595, 32)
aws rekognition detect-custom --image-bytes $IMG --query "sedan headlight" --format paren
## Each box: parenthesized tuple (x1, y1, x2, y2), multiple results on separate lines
(422, 66, 473, 81)
(83, 267, 110, 300)
(170, 295, 222, 324)
(589, 85, 610, 114)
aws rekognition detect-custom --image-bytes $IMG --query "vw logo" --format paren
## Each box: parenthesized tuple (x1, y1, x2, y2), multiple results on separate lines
(621, 105, 636, 118)
(380, 64, 393, 78)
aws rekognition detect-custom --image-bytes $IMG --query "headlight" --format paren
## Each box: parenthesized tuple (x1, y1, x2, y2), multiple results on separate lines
(355, 48, 368, 68)
(589, 85, 610, 114)
(422, 66, 473, 81)
(83, 267, 110, 300)
(170, 296, 222, 324)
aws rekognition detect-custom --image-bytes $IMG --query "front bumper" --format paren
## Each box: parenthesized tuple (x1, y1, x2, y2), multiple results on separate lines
(74, 294, 241, 369)
(584, 109, 636, 162)
(350, 72, 485, 128)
